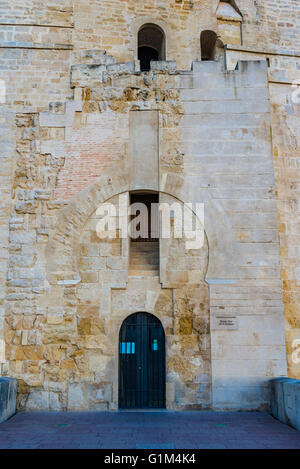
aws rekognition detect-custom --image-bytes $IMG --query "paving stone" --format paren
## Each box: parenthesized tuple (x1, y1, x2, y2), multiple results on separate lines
(0, 411, 299, 449)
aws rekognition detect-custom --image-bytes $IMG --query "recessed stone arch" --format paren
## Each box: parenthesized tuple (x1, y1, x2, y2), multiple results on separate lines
(43, 166, 212, 410)
(46, 165, 211, 283)
(45, 157, 236, 289)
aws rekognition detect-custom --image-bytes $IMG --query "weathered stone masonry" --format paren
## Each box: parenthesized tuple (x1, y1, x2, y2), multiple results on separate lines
(0, 0, 299, 411)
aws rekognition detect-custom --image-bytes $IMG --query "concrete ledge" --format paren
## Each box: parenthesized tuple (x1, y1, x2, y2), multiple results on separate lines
(0, 378, 17, 423)
(270, 378, 300, 431)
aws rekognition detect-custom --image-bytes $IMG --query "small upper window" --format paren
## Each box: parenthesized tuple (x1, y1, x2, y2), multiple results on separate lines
(138, 24, 166, 72)
(200, 30, 217, 61)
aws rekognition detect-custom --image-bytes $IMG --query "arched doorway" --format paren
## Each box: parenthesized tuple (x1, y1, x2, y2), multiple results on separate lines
(119, 312, 166, 409)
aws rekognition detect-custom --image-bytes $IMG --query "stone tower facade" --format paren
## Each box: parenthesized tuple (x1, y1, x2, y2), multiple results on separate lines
(0, 0, 299, 411)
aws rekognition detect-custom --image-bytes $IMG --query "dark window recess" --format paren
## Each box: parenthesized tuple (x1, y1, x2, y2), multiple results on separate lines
(138, 47, 159, 72)
(130, 193, 159, 242)
(201, 30, 217, 61)
(138, 24, 165, 71)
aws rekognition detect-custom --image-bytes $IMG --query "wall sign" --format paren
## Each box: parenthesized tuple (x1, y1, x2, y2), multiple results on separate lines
(213, 316, 238, 330)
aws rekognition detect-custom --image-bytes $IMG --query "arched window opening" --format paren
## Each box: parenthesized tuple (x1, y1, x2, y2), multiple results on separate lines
(200, 30, 218, 61)
(138, 24, 165, 71)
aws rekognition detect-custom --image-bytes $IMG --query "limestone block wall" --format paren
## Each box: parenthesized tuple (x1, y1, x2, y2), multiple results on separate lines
(28, 186, 210, 410)
(0, 52, 287, 410)
(71, 0, 216, 69)
(271, 84, 300, 379)
(223, 51, 300, 381)
(0, 0, 73, 111)
(238, 0, 300, 54)
(177, 60, 287, 409)
(221, 2, 300, 380)
(0, 1, 73, 26)
(0, 0, 299, 408)
(0, 0, 299, 113)
(0, 109, 15, 372)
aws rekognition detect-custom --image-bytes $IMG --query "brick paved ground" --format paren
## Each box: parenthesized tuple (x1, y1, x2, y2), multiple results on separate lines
(0, 411, 299, 449)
